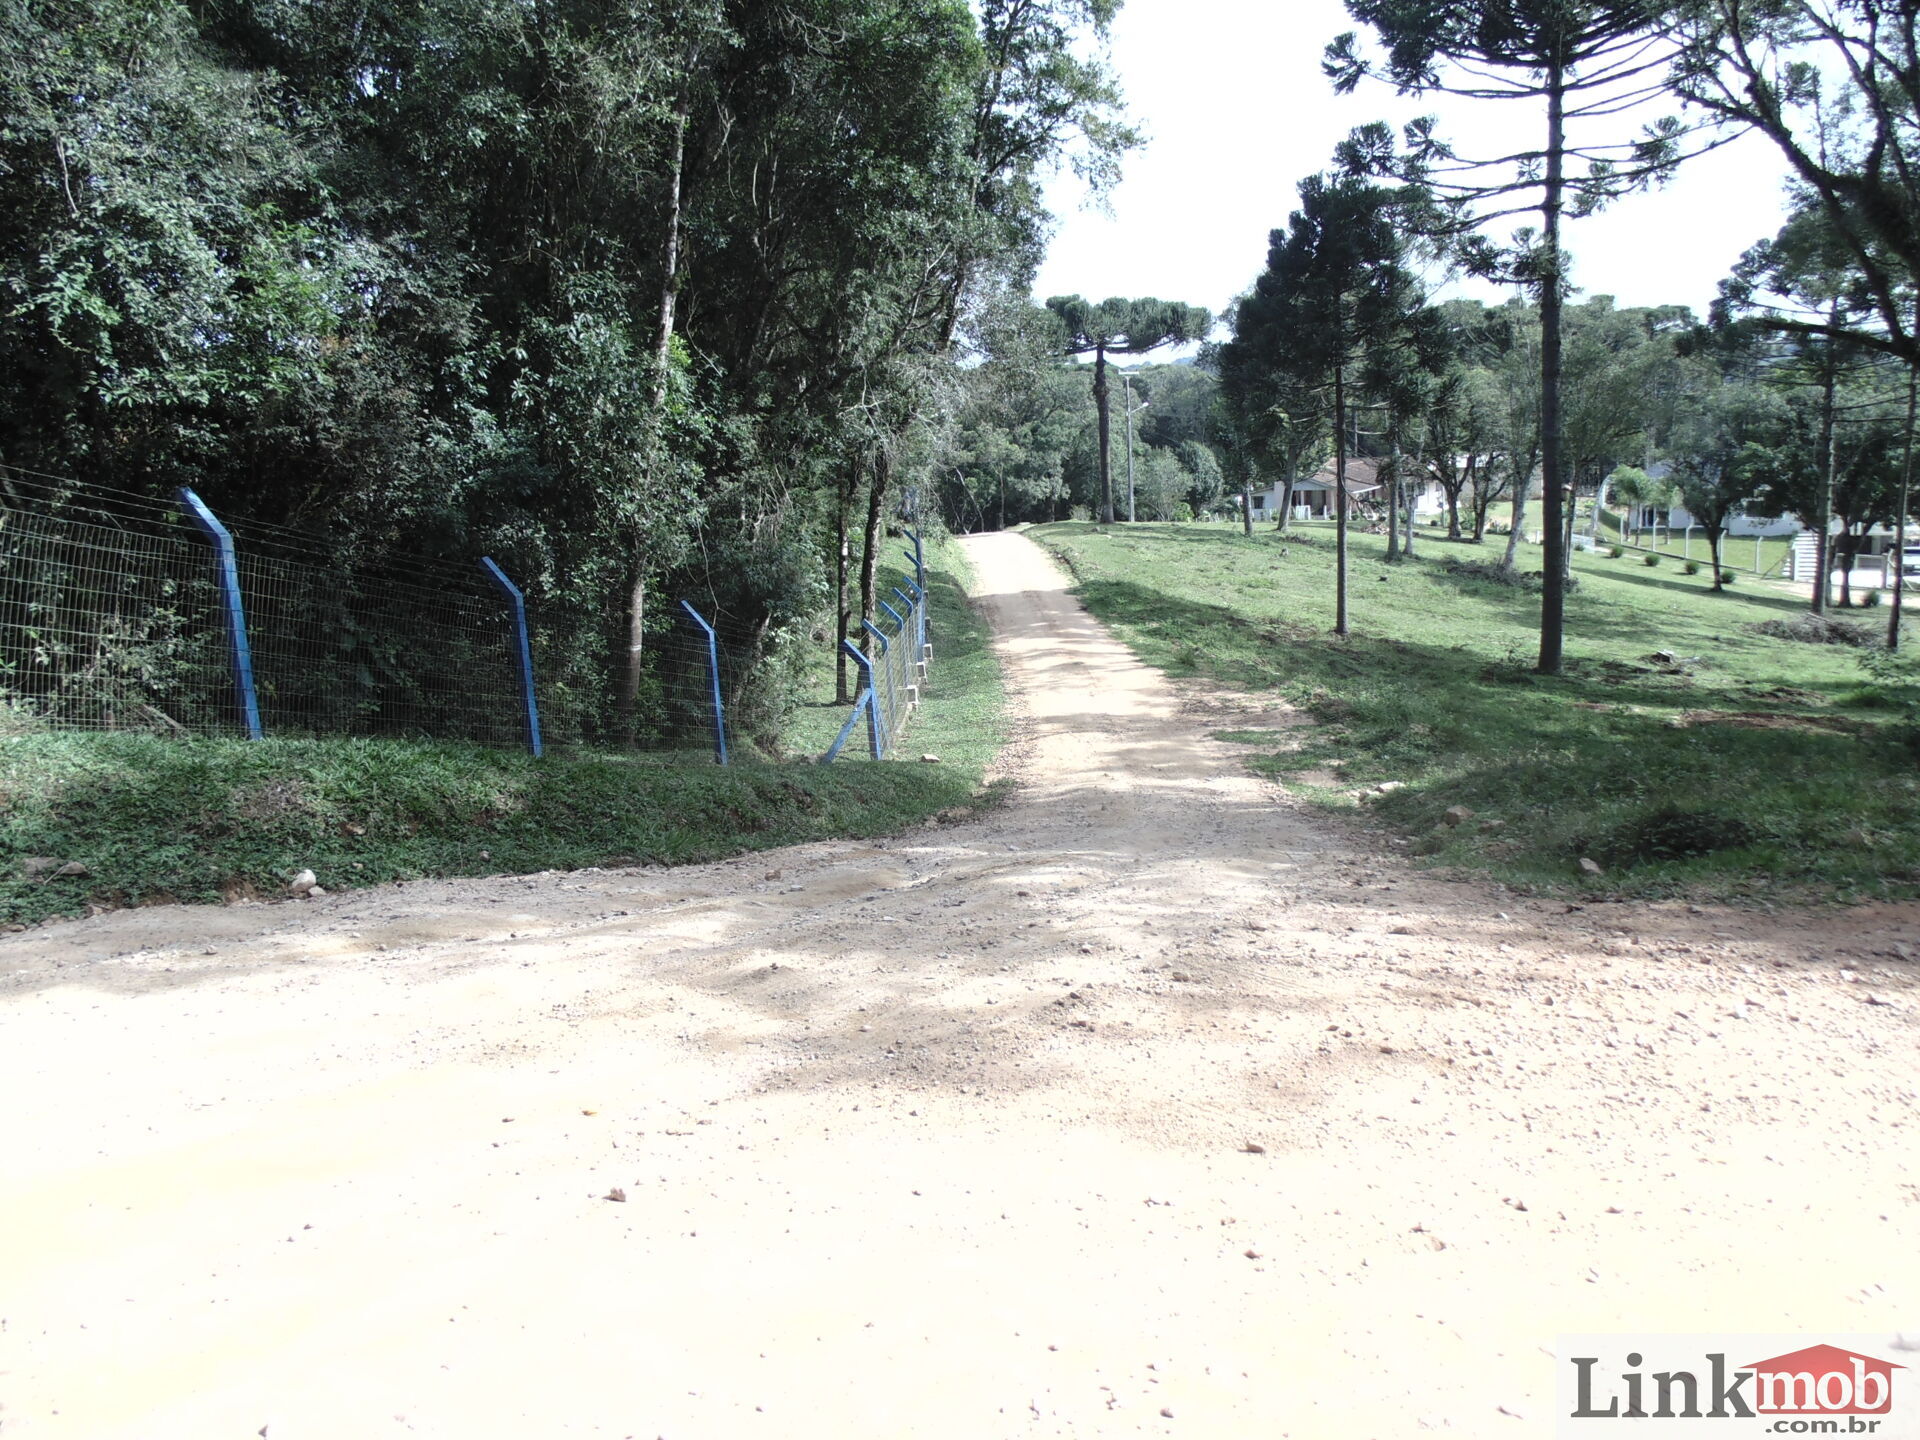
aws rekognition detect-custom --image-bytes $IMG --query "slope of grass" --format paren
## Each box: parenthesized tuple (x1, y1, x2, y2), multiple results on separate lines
(0, 537, 1007, 926)
(1033, 520, 1920, 903)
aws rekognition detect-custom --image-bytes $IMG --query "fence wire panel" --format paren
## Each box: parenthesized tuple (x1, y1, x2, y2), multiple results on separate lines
(0, 482, 237, 734)
(631, 611, 725, 760)
(827, 575, 927, 762)
(0, 474, 533, 747)
(233, 544, 522, 745)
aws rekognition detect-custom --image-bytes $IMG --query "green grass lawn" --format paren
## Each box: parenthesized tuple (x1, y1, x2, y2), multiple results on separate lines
(1586, 510, 1796, 577)
(1032, 519, 1920, 903)
(0, 532, 1008, 926)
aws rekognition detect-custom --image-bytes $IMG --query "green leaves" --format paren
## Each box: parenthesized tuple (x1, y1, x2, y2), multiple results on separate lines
(1045, 295, 1214, 356)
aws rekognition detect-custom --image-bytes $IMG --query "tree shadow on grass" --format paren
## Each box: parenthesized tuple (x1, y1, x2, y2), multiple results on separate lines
(1072, 574, 1857, 721)
(1577, 562, 1812, 615)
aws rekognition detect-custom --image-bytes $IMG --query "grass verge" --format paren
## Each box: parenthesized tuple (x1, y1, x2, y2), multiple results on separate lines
(0, 535, 1007, 926)
(1033, 520, 1920, 904)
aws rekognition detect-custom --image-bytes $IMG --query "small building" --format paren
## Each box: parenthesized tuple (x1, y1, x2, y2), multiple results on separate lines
(1245, 459, 1460, 522)
(1635, 500, 1801, 539)
(1250, 458, 1399, 519)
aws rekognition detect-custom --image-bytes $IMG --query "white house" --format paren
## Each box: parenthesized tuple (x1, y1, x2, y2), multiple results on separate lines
(1247, 458, 1448, 520)
(1618, 462, 1801, 539)
(1637, 500, 1801, 539)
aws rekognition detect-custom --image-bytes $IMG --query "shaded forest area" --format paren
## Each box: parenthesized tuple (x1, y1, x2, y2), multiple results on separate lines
(0, 0, 1132, 746)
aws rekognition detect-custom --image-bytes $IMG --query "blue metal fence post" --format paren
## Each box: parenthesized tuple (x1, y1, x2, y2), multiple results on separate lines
(839, 639, 883, 758)
(904, 527, 925, 591)
(677, 599, 728, 766)
(825, 648, 883, 768)
(480, 557, 543, 758)
(903, 528, 928, 653)
(174, 487, 263, 740)
(820, 690, 870, 764)
(891, 584, 923, 690)
(860, 619, 892, 755)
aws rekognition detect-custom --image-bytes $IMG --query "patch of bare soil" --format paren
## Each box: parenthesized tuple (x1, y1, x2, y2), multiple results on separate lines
(1, 532, 1916, 1438)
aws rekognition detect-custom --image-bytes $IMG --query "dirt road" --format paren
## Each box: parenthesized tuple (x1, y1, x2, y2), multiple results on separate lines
(2, 531, 1916, 1438)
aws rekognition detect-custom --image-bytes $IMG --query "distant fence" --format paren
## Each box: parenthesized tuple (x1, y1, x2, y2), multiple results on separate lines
(823, 529, 933, 762)
(0, 472, 728, 760)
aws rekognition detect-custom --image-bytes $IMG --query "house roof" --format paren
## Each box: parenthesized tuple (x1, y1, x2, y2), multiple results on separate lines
(1308, 457, 1381, 489)
(1290, 476, 1381, 495)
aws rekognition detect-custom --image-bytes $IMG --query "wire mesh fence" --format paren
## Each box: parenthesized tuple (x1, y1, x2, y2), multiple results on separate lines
(0, 478, 237, 734)
(0, 470, 954, 766)
(232, 540, 524, 748)
(0, 471, 734, 758)
(824, 536, 932, 762)
(628, 601, 728, 763)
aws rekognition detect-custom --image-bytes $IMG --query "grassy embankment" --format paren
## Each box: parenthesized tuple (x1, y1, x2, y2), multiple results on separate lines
(0, 534, 1005, 926)
(1032, 520, 1920, 903)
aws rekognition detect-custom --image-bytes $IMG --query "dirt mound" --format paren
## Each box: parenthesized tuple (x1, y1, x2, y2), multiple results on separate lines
(1752, 612, 1872, 646)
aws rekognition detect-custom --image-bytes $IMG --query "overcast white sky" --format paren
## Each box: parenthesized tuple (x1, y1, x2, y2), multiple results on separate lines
(1030, 0, 1800, 356)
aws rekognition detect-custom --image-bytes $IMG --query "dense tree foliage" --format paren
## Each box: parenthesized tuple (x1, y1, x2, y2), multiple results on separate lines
(0, 0, 1136, 744)
(1043, 295, 1212, 523)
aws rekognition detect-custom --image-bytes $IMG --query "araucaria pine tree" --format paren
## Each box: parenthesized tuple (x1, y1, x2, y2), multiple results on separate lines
(1328, 2, 1711, 675)
(1220, 172, 1434, 636)
(1046, 296, 1213, 524)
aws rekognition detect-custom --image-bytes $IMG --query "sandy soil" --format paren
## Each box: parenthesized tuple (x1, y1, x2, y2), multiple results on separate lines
(2, 530, 1917, 1439)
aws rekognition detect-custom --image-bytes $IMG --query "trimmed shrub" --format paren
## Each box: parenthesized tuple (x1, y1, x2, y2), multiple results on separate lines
(1643, 554, 1660, 567)
(1683, 560, 1701, 575)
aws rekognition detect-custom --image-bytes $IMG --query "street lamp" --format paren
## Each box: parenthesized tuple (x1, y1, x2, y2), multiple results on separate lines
(1122, 371, 1149, 523)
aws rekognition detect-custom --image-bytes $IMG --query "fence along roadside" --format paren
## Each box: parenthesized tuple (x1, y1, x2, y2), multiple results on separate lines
(822, 527, 931, 763)
(0, 472, 728, 761)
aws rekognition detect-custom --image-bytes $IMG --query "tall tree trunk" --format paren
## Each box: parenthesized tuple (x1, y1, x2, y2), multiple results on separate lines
(617, 95, 691, 736)
(1561, 475, 1578, 583)
(1709, 528, 1724, 592)
(1401, 435, 1417, 559)
(1891, 342, 1916, 650)
(1240, 479, 1254, 536)
(1334, 363, 1350, 637)
(1094, 345, 1115, 524)
(1537, 50, 1568, 675)
(1278, 477, 1295, 532)
(1386, 446, 1401, 560)
(1813, 303, 1839, 615)
(834, 455, 859, 702)
(860, 446, 890, 649)
(1503, 455, 1534, 570)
